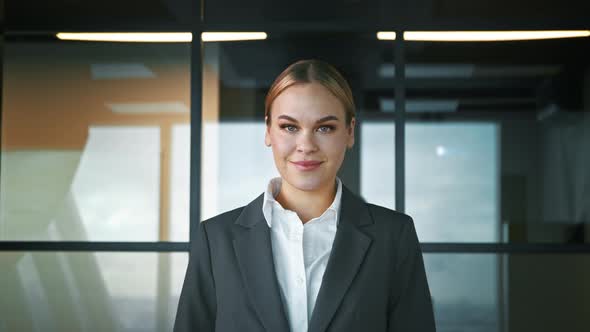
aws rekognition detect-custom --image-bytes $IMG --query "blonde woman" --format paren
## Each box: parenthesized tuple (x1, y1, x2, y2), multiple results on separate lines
(174, 59, 435, 332)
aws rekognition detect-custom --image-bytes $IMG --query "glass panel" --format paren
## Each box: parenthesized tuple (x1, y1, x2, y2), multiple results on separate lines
(425, 253, 590, 332)
(201, 122, 278, 220)
(506, 254, 590, 332)
(71, 126, 160, 241)
(4, 252, 587, 331)
(201, 32, 393, 218)
(425, 253, 499, 332)
(169, 124, 191, 242)
(407, 123, 499, 242)
(0, 41, 191, 241)
(406, 36, 590, 243)
(360, 121, 395, 209)
(0, 252, 188, 332)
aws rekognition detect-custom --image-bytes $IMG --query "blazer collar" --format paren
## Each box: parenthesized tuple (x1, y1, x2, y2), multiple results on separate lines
(232, 192, 290, 332)
(308, 184, 373, 332)
(232, 184, 373, 332)
(235, 183, 372, 229)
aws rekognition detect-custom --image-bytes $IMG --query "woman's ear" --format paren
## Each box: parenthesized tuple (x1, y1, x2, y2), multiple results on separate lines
(265, 119, 272, 147)
(347, 118, 356, 149)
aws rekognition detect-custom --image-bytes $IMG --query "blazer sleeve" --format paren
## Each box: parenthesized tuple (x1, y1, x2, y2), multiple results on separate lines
(174, 221, 217, 332)
(388, 217, 436, 332)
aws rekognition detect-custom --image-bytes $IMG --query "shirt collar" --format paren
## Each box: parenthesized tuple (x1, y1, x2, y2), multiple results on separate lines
(262, 176, 343, 228)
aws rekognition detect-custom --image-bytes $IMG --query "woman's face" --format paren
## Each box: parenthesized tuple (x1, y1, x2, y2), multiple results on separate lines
(265, 82, 355, 193)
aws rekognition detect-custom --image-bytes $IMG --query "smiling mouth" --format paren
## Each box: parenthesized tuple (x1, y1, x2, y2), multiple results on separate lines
(291, 161, 323, 171)
(292, 161, 323, 166)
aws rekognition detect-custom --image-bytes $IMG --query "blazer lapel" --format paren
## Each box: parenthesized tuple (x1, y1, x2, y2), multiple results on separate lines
(308, 185, 373, 332)
(232, 193, 290, 332)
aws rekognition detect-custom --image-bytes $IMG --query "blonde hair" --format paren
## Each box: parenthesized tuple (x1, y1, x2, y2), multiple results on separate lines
(265, 59, 356, 127)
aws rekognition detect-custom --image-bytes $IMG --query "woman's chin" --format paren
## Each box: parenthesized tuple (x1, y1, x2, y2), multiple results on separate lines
(284, 174, 330, 192)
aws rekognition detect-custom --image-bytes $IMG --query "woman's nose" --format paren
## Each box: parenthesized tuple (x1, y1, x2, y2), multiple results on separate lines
(296, 131, 319, 153)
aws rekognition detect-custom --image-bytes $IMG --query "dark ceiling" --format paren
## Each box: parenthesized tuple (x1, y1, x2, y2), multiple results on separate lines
(2, 0, 589, 114)
(4, 0, 590, 31)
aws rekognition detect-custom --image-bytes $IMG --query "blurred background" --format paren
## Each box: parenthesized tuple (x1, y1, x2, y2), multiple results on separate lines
(0, 0, 589, 331)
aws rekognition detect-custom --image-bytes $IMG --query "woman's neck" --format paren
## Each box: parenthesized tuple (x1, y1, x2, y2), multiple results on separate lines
(275, 178, 337, 224)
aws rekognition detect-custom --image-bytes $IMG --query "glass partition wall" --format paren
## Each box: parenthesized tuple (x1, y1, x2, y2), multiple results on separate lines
(1, 1, 589, 331)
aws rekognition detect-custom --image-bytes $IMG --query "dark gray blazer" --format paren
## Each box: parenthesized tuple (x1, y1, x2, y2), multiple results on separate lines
(174, 184, 436, 332)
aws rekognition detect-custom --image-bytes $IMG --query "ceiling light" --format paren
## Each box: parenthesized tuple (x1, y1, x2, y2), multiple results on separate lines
(56, 32, 192, 42)
(404, 30, 590, 42)
(201, 32, 267, 42)
(56, 32, 267, 43)
(376, 31, 397, 40)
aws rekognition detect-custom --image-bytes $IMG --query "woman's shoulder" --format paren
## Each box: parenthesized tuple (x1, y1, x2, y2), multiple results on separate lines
(201, 205, 246, 229)
(362, 202, 420, 244)
(364, 202, 415, 227)
(342, 184, 414, 229)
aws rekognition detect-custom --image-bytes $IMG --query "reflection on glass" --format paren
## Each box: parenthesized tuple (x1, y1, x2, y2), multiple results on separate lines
(424, 254, 499, 332)
(72, 126, 160, 241)
(0, 41, 190, 241)
(0, 252, 188, 332)
(406, 123, 499, 242)
(170, 125, 191, 242)
(539, 114, 590, 228)
(405, 37, 590, 243)
(1, 127, 162, 242)
(201, 122, 278, 220)
(425, 253, 590, 332)
(360, 122, 395, 209)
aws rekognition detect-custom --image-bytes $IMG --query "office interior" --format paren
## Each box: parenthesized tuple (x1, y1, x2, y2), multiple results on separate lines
(1, 0, 589, 331)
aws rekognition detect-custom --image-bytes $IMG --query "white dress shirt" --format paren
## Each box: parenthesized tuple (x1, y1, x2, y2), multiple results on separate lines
(262, 176, 342, 332)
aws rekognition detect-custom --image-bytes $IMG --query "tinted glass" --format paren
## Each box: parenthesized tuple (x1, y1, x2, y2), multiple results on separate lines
(0, 41, 191, 241)
(405, 36, 590, 243)
(0, 252, 188, 332)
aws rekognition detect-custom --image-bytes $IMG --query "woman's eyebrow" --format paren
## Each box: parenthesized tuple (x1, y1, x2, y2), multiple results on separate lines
(277, 115, 339, 124)
(277, 115, 297, 122)
(315, 115, 340, 123)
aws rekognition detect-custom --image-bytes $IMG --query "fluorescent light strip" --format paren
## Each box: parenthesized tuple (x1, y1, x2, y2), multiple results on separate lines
(57, 32, 192, 42)
(409, 30, 589, 41)
(377, 30, 590, 41)
(56, 32, 267, 43)
(201, 32, 267, 41)
(376, 31, 397, 40)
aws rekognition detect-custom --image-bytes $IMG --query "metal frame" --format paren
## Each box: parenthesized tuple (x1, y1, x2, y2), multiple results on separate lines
(0, 241, 189, 252)
(0, 14, 589, 256)
(188, 32, 203, 248)
(394, 29, 406, 213)
(1, 242, 590, 253)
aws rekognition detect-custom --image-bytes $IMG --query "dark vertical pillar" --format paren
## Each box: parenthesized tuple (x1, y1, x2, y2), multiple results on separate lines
(189, 1, 204, 243)
(0, 0, 4, 207)
(338, 73, 362, 195)
(394, 31, 405, 213)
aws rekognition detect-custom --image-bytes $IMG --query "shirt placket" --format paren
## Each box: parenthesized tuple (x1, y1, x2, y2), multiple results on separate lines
(287, 213, 308, 332)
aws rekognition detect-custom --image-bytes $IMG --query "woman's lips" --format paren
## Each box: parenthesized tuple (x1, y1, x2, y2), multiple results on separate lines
(292, 161, 323, 171)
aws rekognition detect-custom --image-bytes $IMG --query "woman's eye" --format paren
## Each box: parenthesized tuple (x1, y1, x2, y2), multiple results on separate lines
(318, 126, 334, 133)
(280, 124, 297, 132)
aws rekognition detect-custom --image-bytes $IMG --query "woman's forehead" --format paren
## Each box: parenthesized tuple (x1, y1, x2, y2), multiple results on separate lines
(272, 84, 346, 121)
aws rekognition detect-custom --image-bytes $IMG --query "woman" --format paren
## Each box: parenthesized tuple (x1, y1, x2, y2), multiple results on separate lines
(174, 59, 436, 332)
